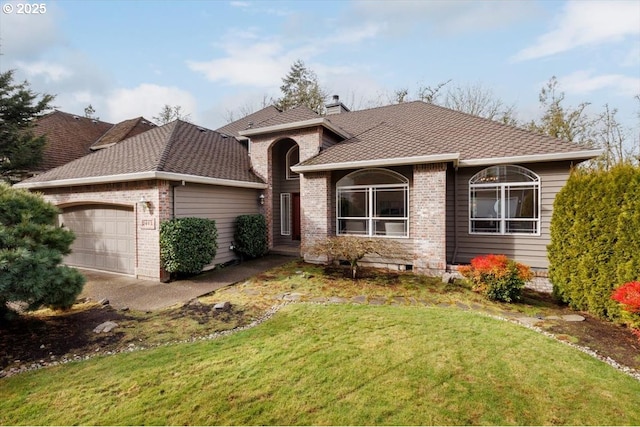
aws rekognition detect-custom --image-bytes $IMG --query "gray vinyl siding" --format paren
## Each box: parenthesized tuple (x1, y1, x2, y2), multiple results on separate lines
(174, 183, 260, 268)
(446, 161, 573, 269)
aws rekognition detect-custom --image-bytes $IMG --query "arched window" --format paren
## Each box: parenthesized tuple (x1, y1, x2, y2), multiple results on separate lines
(337, 168, 409, 237)
(286, 145, 299, 180)
(469, 165, 540, 235)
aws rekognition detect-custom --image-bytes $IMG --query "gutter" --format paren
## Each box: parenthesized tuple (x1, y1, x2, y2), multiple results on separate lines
(14, 171, 268, 190)
(458, 149, 603, 167)
(238, 117, 351, 140)
(291, 153, 461, 173)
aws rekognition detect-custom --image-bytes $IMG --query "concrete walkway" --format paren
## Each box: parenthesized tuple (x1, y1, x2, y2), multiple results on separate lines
(78, 254, 297, 311)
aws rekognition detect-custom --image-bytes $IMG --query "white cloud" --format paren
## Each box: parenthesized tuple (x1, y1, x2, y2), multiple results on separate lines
(350, 0, 536, 35)
(15, 60, 72, 83)
(106, 84, 198, 124)
(513, 1, 640, 61)
(188, 21, 381, 88)
(560, 70, 640, 97)
(0, 2, 64, 59)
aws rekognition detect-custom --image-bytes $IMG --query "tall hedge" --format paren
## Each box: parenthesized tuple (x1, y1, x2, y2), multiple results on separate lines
(548, 164, 640, 321)
(234, 214, 268, 259)
(160, 217, 218, 275)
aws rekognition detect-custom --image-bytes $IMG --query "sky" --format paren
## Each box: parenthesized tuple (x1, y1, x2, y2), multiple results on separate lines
(1, 0, 639, 138)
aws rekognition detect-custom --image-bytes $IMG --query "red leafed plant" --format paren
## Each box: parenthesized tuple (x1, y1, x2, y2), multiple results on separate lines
(459, 254, 533, 303)
(611, 281, 640, 313)
(611, 281, 640, 343)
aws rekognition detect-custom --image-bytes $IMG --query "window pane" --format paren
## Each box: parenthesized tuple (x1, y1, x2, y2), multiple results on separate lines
(338, 190, 368, 217)
(375, 188, 406, 217)
(338, 169, 407, 186)
(471, 219, 500, 233)
(506, 220, 537, 233)
(505, 186, 537, 218)
(471, 188, 500, 219)
(339, 219, 368, 235)
(375, 220, 406, 236)
(280, 193, 291, 236)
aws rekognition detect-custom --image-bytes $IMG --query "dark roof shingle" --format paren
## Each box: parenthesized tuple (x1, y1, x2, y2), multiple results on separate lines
(20, 121, 263, 185)
(34, 110, 113, 171)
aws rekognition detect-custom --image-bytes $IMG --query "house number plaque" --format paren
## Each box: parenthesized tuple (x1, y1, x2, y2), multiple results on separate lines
(141, 219, 156, 230)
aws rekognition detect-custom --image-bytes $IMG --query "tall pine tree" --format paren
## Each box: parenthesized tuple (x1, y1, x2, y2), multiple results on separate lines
(275, 60, 327, 114)
(0, 70, 55, 182)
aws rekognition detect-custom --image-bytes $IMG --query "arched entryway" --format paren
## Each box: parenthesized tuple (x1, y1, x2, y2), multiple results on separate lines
(271, 138, 301, 250)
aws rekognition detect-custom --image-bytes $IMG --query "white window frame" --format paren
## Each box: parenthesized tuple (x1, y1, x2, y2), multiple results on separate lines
(286, 145, 299, 180)
(280, 193, 291, 236)
(468, 165, 541, 236)
(336, 169, 409, 238)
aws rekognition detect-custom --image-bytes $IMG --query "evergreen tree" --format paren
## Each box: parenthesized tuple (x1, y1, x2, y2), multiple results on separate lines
(0, 70, 55, 181)
(275, 60, 327, 114)
(0, 183, 85, 320)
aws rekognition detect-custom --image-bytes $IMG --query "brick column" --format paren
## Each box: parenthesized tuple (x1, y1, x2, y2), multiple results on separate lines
(300, 171, 332, 262)
(412, 163, 447, 276)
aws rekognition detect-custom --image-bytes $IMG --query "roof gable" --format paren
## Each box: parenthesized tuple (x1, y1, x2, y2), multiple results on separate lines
(91, 117, 156, 150)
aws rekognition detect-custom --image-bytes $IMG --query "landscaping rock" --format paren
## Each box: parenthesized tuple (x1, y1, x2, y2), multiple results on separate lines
(283, 293, 304, 301)
(441, 272, 455, 284)
(328, 297, 348, 304)
(562, 314, 585, 322)
(93, 321, 118, 333)
(351, 295, 367, 304)
(516, 317, 544, 327)
(368, 297, 386, 306)
(214, 302, 231, 311)
(98, 298, 109, 306)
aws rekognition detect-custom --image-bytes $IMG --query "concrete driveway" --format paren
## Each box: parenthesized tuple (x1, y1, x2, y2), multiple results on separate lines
(78, 254, 297, 311)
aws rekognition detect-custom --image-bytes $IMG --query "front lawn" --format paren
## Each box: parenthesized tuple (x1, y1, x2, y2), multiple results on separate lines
(1, 303, 639, 425)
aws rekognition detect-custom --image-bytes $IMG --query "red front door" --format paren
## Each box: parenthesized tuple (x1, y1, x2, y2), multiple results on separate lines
(292, 192, 301, 241)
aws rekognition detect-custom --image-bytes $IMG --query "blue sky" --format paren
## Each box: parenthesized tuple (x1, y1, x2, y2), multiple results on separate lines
(1, 0, 638, 138)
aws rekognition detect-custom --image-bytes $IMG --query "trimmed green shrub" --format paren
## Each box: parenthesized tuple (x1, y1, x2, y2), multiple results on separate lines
(233, 214, 268, 259)
(160, 217, 218, 275)
(0, 183, 85, 319)
(459, 254, 533, 303)
(549, 164, 640, 321)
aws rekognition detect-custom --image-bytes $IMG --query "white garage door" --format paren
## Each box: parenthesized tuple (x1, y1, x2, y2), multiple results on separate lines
(59, 205, 135, 274)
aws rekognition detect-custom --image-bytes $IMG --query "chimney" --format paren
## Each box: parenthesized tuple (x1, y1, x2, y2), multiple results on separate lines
(325, 95, 350, 115)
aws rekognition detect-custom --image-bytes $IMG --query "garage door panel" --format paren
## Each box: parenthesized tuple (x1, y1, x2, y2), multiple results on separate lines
(60, 205, 134, 274)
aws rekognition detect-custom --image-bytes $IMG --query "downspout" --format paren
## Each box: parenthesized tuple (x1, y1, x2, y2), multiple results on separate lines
(170, 180, 186, 218)
(452, 162, 459, 265)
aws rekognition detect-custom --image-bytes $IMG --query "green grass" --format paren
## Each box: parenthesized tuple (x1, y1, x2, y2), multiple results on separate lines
(1, 303, 639, 425)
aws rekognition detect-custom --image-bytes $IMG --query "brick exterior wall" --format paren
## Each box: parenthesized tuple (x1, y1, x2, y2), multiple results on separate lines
(40, 180, 171, 281)
(300, 171, 332, 261)
(412, 163, 447, 276)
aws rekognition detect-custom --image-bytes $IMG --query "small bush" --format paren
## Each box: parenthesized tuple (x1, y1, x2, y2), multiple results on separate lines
(306, 236, 406, 279)
(459, 254, 533, 303)
(160, 217, 218, 275)
(233, 214, 268, 259)
(611, 281, 640, 335)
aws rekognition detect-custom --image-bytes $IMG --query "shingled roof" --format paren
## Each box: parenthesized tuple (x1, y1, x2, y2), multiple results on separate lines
(91, 117, 156, 150)
(34, 110, 113, 171)
(229, 101, 600, 171)
(17, 120, 265, 189)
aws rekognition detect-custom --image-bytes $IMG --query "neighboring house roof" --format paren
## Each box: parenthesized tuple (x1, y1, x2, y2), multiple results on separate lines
(34, 110, 114, 171)
(17, 120, 266, 189)
(90, 117, 156, 150)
